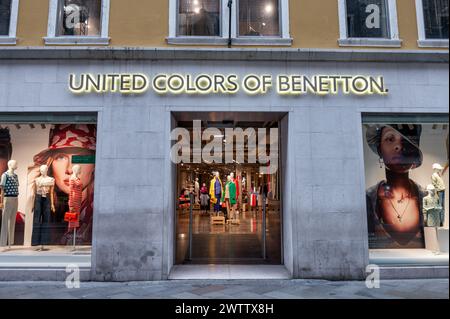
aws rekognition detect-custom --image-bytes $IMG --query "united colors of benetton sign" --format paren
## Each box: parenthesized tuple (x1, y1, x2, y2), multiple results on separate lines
(69, 73, 388, 96)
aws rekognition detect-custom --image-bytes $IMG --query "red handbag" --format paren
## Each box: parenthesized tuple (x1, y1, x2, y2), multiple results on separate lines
(64, 212, 79, 222)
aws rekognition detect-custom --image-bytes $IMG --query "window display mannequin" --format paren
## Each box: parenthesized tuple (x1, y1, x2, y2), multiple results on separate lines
(31, 165, 55, 250)
(0, 160, 19, 248)
(68, 165, 83, 232)
(200, 183, 209, 214)
(230, 172, 240, 199)
(222, 175, 237, 223)
(194, 178, 200, 204)
(431, 163, 446, 227)
(209, 172, 222, 214)
(423, 185, 442, 228)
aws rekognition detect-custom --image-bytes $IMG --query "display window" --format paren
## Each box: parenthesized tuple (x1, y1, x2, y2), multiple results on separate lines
(0, 123, 97, 251)
(363, 118, 449, 251)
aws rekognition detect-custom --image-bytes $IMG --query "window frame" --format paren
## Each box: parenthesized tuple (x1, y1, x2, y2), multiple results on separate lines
(167, 0, 292, 46)
(44, 0, 110, 45)
(338, 0, 402, 47)
(415, 0, 449, 48)
(0, 0, 19, 45)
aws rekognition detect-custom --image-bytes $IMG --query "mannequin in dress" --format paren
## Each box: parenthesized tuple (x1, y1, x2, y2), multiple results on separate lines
(209, 171, 222, 214)
(31, 165, 56, 250)
(431, 163, 446, 227)
(68, 165, 83, 231)
(0, 160, 19, 249)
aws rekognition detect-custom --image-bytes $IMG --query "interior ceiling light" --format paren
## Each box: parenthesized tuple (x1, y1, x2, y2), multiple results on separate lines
(265, 3, 273, 14)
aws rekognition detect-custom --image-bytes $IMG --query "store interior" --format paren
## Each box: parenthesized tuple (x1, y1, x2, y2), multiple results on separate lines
(173, 112, 285, 265)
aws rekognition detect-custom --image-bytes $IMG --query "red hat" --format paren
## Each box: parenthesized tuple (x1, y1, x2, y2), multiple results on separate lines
(34, 124, 96, 163)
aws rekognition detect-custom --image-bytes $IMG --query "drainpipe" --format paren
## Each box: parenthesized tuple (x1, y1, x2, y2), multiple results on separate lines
(227, 0, 233, 48)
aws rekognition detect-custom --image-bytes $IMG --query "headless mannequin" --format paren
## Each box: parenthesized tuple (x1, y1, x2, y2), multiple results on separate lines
(32, 165, 55, 251)
(0, 160, 19, 250)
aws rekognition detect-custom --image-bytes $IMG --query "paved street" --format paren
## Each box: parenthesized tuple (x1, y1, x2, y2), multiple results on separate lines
(0, 279, 448, 299)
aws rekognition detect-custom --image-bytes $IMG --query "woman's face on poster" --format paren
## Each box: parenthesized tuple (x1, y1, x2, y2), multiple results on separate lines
(51, 150, 95, 194)
(380, 127, 420, 173)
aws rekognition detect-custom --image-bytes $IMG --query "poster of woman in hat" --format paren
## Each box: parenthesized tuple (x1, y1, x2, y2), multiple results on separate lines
(366, 124, 427, 249)
(25, 124, 96, 246)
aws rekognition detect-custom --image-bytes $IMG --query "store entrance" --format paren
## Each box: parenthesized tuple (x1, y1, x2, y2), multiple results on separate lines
(174, 112, 284, 265)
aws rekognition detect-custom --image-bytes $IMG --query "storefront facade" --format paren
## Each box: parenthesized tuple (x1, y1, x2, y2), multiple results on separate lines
(0, 0, 449, 282)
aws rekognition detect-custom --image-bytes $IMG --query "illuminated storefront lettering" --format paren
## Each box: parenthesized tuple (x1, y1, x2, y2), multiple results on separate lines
(69, 73, 388, 96)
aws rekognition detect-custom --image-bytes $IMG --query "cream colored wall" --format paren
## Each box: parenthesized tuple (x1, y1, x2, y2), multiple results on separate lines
(9, 0, 448, 50)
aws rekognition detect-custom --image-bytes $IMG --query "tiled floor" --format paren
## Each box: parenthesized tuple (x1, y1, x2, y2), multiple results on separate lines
(169, 265, 291, 280)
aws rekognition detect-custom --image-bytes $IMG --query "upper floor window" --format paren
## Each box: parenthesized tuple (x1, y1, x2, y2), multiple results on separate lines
(338, 0, 401, 47)
(238, 0, 280, 37)
(423, 0, 449, 39)
(45, 0, 110, 45)
(168, 0, 291, 46)
(346, 0, 390, 38)
(0, 0, 18, 44)
(0, 0, 11, 36)
(177, 0, 221, 36)
(416, 0, 449, 47)
(57, 0, 102, 37)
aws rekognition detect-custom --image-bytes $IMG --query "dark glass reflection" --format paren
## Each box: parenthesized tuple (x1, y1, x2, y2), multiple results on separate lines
(178, 0, 220, 36)
(0, 0, 11, 36)
(423, 0, 449, 39)
(239, 0, 280, 37)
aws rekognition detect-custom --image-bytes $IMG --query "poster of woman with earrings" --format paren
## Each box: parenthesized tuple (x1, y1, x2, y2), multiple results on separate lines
(363, 123, 449, 249)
